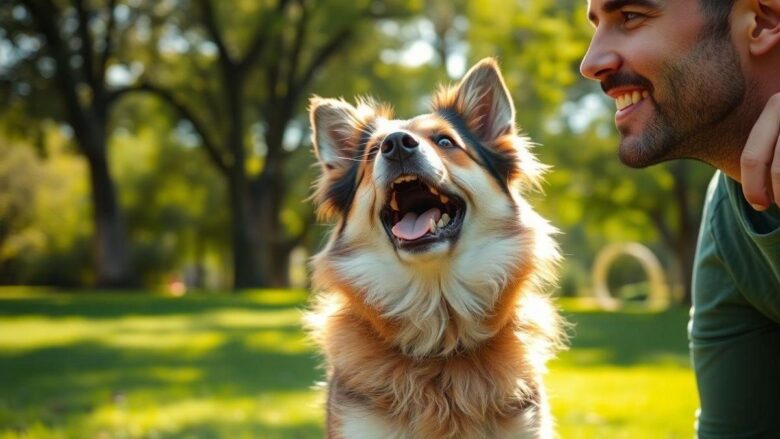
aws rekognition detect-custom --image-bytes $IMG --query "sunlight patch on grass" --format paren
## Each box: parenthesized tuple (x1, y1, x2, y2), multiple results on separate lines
(244, 289, 309, 306)
(0, 315, 226, 355)
(0, 306, 307, 356)
(143, 367, 203, 384)
(256, 391, 324, 426)
(245, 330, 310, 354)
(206, 308, 303, 329)
(550, 365, 697, 438)
(0, 317, 96, 353)
(0, 290, 696, 438)
(106, 331, 225, 353)
(82, 391, 323, 438)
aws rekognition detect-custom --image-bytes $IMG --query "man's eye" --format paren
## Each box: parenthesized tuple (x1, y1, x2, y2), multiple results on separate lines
(622, 11, 644, 22)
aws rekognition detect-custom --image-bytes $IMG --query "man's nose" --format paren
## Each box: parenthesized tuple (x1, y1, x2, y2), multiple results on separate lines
(580, 34, 622, 80)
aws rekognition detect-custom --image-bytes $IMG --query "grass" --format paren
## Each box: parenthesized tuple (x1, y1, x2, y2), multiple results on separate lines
(0, 288, 697, 438)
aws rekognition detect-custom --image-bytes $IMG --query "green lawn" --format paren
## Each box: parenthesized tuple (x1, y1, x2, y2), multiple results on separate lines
(0, 288, 697, 438)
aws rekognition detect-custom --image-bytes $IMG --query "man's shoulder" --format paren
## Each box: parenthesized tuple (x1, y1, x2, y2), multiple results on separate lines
(700, 172, 730, 232)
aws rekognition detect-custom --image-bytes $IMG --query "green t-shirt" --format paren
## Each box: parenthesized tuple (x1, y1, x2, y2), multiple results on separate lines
(690, 172, 780, 438)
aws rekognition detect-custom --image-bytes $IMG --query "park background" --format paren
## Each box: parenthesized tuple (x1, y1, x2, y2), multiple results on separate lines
(0, 0, 708, 437)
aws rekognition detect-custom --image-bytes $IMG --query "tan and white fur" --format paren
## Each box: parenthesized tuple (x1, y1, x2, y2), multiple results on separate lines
(306, 58, 564, 439)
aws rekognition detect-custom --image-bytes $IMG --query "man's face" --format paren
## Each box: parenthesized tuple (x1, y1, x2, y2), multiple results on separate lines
(580, 0, 746, 167)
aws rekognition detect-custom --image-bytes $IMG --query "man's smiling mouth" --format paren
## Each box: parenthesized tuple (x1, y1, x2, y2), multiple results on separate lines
(615, 90, 650, 111)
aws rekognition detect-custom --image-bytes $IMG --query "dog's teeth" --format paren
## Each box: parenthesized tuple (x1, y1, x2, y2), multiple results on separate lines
(437, 219, 444, 228)
(440, 195, 449, 204)
(441, 213, 450, 226)
(429, 186, 438, 195)
(430, 218, 437, 233)
(409, 175, 417, 181)
(390, 192, 399, 211)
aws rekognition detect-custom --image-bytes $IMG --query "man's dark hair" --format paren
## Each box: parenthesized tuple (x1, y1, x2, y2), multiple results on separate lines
(700, 0, 736, 36)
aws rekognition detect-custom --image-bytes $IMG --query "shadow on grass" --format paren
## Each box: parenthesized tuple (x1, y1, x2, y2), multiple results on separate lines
(561, 306, 690, 367)
(0, 338, 323, 428)
(0, 337, 321, 393)
(0, 289, 308, 319)
(0, 290, 693, 436)
(0, 291, 324, 436)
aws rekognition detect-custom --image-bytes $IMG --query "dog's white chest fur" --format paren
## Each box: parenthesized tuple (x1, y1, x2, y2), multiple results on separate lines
(337, 402, 552, 439)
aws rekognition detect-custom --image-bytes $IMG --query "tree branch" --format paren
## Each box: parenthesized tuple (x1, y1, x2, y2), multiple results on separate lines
(108, 83, 231, 174)
(284, 0, 308, 95)
(74, 0, 98, 94)
(97, 0, 118, 86)
(238, 0, 293, 73)
(21, 0, 93, 153)
(291, 26, 352, 104)
(197, 0, 234, 69)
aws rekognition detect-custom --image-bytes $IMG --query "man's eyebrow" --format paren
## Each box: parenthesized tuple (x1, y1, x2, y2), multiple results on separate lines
(588, 0, 662, 23)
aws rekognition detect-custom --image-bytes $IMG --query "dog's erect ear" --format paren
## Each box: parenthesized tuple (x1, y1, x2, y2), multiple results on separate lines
(443, 58, 516, 143)
(309, 97, 363, 173)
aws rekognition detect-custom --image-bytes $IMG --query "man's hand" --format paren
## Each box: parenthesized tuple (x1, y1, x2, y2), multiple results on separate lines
(741, 93, 780, 211)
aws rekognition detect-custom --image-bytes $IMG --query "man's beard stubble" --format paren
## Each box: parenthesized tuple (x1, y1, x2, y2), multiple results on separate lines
(614, 32, 749, 169)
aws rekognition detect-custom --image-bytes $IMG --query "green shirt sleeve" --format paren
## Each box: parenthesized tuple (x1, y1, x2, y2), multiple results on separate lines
(723, 176, 780, 323)
(690, 172, 780, 438)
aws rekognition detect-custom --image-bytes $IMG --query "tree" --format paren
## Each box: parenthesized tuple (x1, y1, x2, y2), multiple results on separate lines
(3, 0, 137, 287)
(127, 0, 419, 288)
(0, 142, 43, 279)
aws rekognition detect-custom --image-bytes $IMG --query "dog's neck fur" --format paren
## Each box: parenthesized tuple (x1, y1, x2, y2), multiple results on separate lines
(308, 257, 560, 438)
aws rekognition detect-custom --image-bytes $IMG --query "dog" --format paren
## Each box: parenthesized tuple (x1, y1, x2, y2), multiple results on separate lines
(305, 58, 564, 439)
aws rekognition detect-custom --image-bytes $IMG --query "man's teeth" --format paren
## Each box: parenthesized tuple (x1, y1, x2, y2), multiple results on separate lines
(615, 90, 650, 111)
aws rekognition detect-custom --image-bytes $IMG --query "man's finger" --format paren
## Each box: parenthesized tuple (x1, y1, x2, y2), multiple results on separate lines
(741, 94, 780, 210)
(773, 133, 780, 207)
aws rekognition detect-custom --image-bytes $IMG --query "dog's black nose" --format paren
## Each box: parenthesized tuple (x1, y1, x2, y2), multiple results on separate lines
(381, 131, 419, 160)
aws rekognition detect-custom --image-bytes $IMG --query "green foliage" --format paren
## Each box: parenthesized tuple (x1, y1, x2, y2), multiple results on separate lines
(0, 0, 717, 291)
(0, 289, 695, 437)
(111, 95, 229, 287)
(0, 133, 92, 285)
(466, 0, 592, 133)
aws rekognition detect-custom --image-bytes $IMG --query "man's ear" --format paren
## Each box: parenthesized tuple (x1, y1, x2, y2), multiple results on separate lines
(447, 58, 517, 143)
(309, 97, 362, 174)
(748, 0, 780, 56)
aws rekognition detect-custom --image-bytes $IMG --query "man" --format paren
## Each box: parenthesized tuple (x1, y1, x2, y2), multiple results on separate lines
(580, 0, 780, 436)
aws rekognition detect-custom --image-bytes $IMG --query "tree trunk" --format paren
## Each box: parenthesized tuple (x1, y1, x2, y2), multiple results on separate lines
(84, 138, 134, 288)
(251, 169, 289, 287)
(671, 161, 699, 305)
(251, 109, 292, 288)
(227, 166, 262, 289)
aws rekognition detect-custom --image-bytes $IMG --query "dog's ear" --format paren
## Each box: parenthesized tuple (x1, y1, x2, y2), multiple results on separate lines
(309, 97, 363, 174)
(440, 58, 516, 144)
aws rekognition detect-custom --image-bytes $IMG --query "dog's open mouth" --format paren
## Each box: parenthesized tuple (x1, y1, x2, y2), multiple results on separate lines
(380, 174, 466, 251)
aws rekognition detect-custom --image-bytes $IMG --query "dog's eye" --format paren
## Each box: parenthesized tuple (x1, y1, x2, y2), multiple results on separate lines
(436, 136, 455, 149)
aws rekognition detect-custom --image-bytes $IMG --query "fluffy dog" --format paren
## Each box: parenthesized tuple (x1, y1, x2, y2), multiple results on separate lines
(306, 58, 564, 439)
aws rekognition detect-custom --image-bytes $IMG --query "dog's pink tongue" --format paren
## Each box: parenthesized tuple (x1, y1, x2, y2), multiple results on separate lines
(391, 208, 441, 240)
